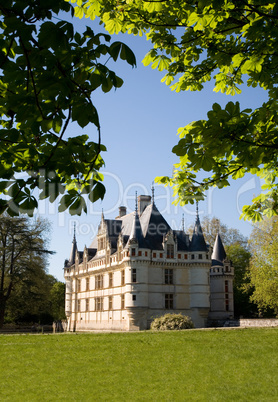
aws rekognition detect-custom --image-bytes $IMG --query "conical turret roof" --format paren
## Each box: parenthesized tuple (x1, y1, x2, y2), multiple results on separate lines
(128, 210, 146, 247)
(68, 224, 78, 265)
(211, 233, 226, 266)
(190, 204, 207, 251)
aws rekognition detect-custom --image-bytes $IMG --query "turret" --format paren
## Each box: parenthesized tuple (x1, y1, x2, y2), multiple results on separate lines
(190, 203, 207, 252)
(68, 223, 78, 266)
(211, 233, 226, 266)
(128, 193, 146, 248)
(209, 233, 234, 320)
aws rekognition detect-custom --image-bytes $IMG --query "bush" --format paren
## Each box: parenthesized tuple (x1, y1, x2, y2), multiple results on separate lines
(150, 313, 194, 331)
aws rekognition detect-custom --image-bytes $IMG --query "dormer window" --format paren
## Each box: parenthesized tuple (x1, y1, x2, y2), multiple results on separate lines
(167, 244, 174, 259)
(98, 237, 105, 250)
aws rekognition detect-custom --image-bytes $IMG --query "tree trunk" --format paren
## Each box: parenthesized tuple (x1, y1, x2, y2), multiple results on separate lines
(0, 295, 6, 329)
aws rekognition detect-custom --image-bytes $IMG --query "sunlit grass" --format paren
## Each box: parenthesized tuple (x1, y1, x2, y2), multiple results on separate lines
(0, 328, 277, 401)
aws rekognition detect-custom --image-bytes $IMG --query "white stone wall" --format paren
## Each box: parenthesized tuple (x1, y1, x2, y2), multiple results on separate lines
(64, 246, 212, 331)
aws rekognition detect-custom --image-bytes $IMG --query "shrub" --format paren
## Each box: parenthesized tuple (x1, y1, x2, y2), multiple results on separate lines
(150, 313, 194, 331)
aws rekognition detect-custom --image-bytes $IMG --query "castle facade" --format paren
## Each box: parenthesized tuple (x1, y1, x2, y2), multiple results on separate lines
(64, 195, 234, 331)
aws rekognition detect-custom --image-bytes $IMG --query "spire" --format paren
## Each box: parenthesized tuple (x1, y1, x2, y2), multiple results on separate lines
(73, 222, 76, 242)
(151, 182, 155, 205)
(129, 208, 145, 247)
(181, 214, 185, 232)
(211, 233, 226, 266)
(68, 223, 78, 265)
(190, 202, 207, 251)
(135, 191, 138, 213)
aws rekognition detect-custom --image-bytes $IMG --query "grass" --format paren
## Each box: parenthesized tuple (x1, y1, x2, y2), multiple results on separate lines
(0, 328, 277, 401)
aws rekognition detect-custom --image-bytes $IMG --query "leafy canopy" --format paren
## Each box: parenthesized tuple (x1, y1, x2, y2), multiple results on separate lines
(247, 217, 278, 315)
(70, 0, 278, 221)
(0, 0, 136, 216)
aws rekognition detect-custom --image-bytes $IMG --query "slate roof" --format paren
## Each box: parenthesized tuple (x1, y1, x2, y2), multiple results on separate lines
(174, 230, 190, 251)
(127, 211, 147, 248)
(140, 202, 171, 250)
(211, 233, 226, 266)
(69, 198, 209, 263)
(67, 232, 77, 266)
(190, 215, 208, 252)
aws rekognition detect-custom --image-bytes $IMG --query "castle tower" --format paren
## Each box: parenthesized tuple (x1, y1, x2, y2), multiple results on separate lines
(209, 233, 234, 321)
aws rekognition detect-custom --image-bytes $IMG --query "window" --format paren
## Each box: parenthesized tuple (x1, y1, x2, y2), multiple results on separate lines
(145, 251, 148, 256)
(77, 279, 81, 292)
(132, 295, 136, 301)
(95, 274, 103, 289)
(138, 251, 142, 256)
(165, 294, 173, 309)
(98, 237, 105, 250)
(225, 280, 229, 293)
(198, 254, 203, 259)
(225, 295, 229, 311)
(191, 254, 195, 260)
(160, 253, 163, 258)
(178, 253, 181, 259)
(132, 268, 137, 283)
(167, 244, 174, 258)
(131, 248, 136, 256)
(184, 254, 188, 260)
(121, 294, 125, 310)
(165, 269, 173, 285)
(77, 299, 81, 312)
(108, 296, 113, 310)
(121, 270, 125, 286)
(86, 298, 89, 312)
(86, 277, 90, 291)
(153, 252, 156, 258)
(95, 297, 103, 311)
(109, 272, 113, 288)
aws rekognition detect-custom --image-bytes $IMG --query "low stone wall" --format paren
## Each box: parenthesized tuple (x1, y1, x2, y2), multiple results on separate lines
(207, 318, 278, 328)
(0, 324, 53, 334)
(239, 318, 278, 327)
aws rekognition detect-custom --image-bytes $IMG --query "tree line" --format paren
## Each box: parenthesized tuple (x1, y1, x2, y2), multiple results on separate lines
(0, 215, 65, 328)
(188, 215, 278, 318)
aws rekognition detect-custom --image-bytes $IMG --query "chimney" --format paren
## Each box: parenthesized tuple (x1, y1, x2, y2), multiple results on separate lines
(118, 206, 127, 217)
(138, 195, 151, 216)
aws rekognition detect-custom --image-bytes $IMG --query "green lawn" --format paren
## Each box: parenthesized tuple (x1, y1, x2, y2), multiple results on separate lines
(0, 328, 277, 401)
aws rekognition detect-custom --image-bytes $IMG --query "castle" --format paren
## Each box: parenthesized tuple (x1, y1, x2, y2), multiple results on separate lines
(64, 194, 234, 331)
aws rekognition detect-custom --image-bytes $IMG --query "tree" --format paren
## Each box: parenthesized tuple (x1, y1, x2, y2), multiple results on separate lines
(50, 281, 66, 321)
(0, 1, 136, 217)
(225, 242, 257, 317)
(5, 274, 61, 325)
(247, 216, 278, 316)
(0, 215, 52, 327)
(71, 0, 278, 221)
(187, 215, 247, 247)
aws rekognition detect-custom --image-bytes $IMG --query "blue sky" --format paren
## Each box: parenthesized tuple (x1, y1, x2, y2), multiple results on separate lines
(43, 15, 268, 281)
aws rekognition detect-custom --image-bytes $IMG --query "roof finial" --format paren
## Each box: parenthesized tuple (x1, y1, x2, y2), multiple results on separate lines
(181, 213, 185, 232)
(196, 200, 199, 219)
(151, 182, 155, 204)
(73, 222, 76, 241)
(135, 191, 138, 213)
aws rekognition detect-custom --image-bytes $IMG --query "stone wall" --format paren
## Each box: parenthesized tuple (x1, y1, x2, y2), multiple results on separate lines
(239, 318, 278, 327)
